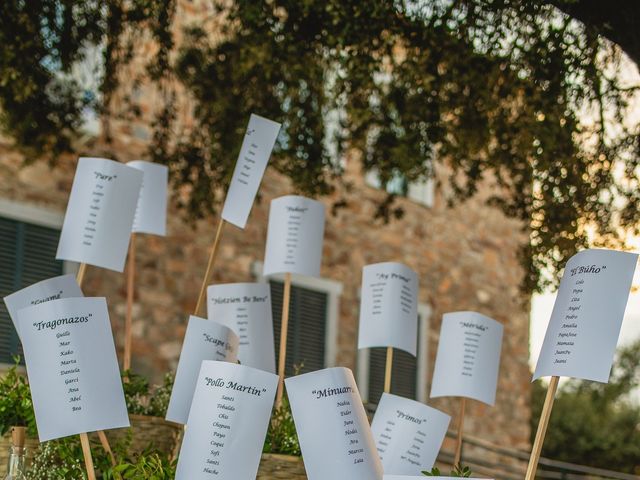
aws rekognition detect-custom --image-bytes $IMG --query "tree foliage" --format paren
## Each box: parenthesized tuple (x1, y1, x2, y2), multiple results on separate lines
(1, 0, 639, 292)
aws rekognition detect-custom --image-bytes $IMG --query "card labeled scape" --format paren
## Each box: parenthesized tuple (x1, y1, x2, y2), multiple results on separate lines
(17, 297, 129, 441)
(56, 157, 143, 271)
(430, 312, 503, 405)
(175, 361, 278, 480)
(221, 114, 281, 229)
(127, 160, 168, 236)
(534, 249, 638, 382)
(207, 283, 275, 373)
(285, 367, 383, 480)
(371, 393, 450, 475)
(263, 195, 326, 277)
(4, 274, 83, 336)
(166, 316, 239, 424)
(358, 262, 419, 355)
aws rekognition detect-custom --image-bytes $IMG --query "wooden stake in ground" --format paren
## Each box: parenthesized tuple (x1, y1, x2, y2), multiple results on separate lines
(194, 218, 227, 317)
(275, 273, 292, 408)
(123, 233, 136, 371)
(453, 397, 467, 467)
(525, 375, 560, 480)
(383, 347, 394, 394)
(79, 432, 97, 480)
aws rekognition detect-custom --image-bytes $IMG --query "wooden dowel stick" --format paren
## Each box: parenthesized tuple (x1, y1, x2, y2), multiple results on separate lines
(79, 432, 97, 480)
(454, 397, 467, 467)
(194, 218, 226, 317)
(275, 272, 292, 408)
(76, 263, 88, 287)
(97, 430, 117, 467)
(383, 346, 394, 393)
(526, 376, 560, 480)
(124, 233, 136, 371)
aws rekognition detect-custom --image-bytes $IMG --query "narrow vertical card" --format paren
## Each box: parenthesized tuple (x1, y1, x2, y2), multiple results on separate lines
(221, 114, 282, 229)
(371, 393, 450, 475)
(56, 157, 143, 271)
(207, 283, 276, 373)
(430, 312, 503, 405)
(166, 316, 239, 424)
(358, 262, 419, 355)
(175, 361, 278, 480)
(127, 160, 169, 236)
(285, 367, 383, 480)
(533, 249, 638, 382)
(263, 195, 325, 277)
(17, 297, 129, 441)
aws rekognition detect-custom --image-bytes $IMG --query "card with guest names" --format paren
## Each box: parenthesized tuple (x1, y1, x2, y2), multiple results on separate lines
(127, 160, 169, 236)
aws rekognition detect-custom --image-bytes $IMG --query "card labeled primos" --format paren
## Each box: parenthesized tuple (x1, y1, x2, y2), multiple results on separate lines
(56, 157, 143, 271)
(358, 262, 419, 355)
(285, 367, 383, 480)
(207, 283, 276, 373)
(4, 274, 83, 336)
(263, 195, 325, 277)
(127, 160, 169, 236)
(175, 361, 278, 480)
(17, 297, 129, 441)
(534, 249, 638, 382)
(166, 316, 239, 424)
(430, 312, 503, 405)
(221, 114, 282, 229)
(371, 393, 450, 475)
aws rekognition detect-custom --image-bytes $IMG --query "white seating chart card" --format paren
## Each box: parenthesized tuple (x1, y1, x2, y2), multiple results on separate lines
(285, 367, 383, 480)
(4, 274, 83, 335)
(56, 157, 143, 272)
(175, 361, 278, 480)
(430, 312, 503, 405)
(534, 249, 638, 382)
(166, 316, 239, 424)
(263, 195, 325, 277)
(221, 114, 282, 229)
(17, 297, 129, 441)
(127, 160, 168, 236)
(207, 283, 276, 373)
(358, 262, 419, 355)
(371, 393, 450, 475)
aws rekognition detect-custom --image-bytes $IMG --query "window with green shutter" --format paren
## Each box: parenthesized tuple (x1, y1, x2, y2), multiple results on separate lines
(0, 216, 64, 364)
(269, 280, 328, 376)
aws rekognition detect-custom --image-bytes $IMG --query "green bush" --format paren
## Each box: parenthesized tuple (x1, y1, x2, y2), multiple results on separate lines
(0, 357, 36, 437)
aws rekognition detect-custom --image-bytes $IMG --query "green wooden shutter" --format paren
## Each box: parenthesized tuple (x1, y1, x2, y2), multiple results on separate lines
(270, 280, 328, 376)
(0, 217, 64, 364)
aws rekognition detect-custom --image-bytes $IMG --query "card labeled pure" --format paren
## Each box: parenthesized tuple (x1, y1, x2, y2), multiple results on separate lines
(166, 316, 239, 424)
(358, 262, 419, 355)
(221, 114, 282, 229)
(4, 274, 83, 336)
(207, 283, 276, 373)
(371, 393, 450, 475)
(127, 160, 168, 236)
(263, 195, 325, 277)
(430, 312, 503, 405)
(175, 361, 278, 480)
(285, 367, 383, 480)
(533, 249, 638, 382)
(17, 297, 129, 441)
(56, 157, 143, 271)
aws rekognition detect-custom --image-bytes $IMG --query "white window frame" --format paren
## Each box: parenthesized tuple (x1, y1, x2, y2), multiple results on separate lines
(251, 261, 343, 368)
(357, 303, 432, 404)
(365, 169, 435, 208)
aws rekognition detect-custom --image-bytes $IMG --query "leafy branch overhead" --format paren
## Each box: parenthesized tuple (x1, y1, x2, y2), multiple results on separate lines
(1, 1, 639, 292)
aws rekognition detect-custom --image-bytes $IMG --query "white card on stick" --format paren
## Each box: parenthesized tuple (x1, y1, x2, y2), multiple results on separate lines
(221, 114, 281, 229)
(285, 367, 383, 480)
(371, 393, 450, 475)
(263, 195, 325, 277)
(166, 316, 239, 424)
(127, 160, 168, 236)
(4, 274, 83, 336)
(175, 361, 278, 480)
(533, 249, 638, 382)
(17, 297, 129, 441)
(358, 262, 419, 355)
(56, 157, 143, 271)
(207, 283, 276, 373)
(430, 312, 503, 405)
